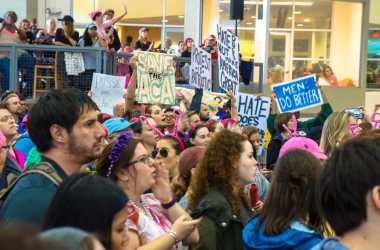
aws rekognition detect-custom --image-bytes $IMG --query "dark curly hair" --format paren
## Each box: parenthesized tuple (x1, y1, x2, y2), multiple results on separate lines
(188, 129, 247, 215)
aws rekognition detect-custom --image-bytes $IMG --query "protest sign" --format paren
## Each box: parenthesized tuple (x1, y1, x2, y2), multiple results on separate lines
(271, 75, 322, 113)
(237, 92, 271, 152)
(217, 25, 240, 95)
(91, 73, 126, 115)
(190, 46, 212, 90)
(136, 52, 176, 105)
(176, 87, 227, 115)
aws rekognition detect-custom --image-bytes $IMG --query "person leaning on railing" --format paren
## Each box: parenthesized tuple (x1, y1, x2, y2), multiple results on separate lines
(54, 15, 79, 47)
(0, 11, 34, 97)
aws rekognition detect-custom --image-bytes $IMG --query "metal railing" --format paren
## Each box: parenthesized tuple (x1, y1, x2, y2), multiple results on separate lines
(0, 43, 263, 98)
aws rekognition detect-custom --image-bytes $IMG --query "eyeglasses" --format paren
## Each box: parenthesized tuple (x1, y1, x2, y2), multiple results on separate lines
(127, 156, 152, 166)
(152, 148, 169, 159)
(0, 115, 14, 123)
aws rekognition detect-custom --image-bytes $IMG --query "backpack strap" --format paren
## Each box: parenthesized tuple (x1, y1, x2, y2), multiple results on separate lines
(0, 162, 63, 202)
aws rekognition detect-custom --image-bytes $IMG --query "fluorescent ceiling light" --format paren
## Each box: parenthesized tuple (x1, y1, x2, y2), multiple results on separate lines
(294, 11, 302, 14)
(251, 16, 256, 19)
(304, 18, 311, 22)
(288, 17, 293, 20)
(218, 9, 224, 12)
(219, 1, 313, 6)
(178, 15, 184, 19)
(246, 22, 253, 25)
(296, 23, 304, 27)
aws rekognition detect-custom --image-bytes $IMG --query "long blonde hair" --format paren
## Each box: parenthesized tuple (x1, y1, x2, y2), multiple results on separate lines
(320, 112, 353, 156)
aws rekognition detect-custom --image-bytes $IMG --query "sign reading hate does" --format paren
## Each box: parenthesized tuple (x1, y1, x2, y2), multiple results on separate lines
(136, 52, 176, 105)
(237, 92, 271, 153)
(217, 25, 239, 95)
(271, 75, 323, 113)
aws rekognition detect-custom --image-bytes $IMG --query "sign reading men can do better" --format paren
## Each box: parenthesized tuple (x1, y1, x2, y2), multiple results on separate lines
(217, 25, 239, 95)
(190, 46, 212, 90)
(136, 52, 176, 105)
(271, 75, 323, 113)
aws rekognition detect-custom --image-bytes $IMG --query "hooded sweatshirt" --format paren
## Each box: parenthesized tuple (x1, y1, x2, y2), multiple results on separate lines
(243, 217, 323, 250)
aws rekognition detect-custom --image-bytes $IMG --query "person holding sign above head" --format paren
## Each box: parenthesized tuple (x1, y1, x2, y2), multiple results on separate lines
(268, 81, 333, 143)
(266, 113, 297, 170)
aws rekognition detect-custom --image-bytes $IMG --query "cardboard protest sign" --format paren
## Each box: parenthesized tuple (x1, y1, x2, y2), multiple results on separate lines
(136, 52, 176, 105)
(271, 75, 322, 113)
(217, 25, 240, 95)
(91, 73, 125, 115)
(190, 46, 212, 90)
(237, 92, 271, 152)
(176, 87, 227, 116)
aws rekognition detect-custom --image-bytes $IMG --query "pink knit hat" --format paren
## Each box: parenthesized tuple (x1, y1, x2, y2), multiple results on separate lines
(279, 137, 327, 160)
(89, 11, 102, 21)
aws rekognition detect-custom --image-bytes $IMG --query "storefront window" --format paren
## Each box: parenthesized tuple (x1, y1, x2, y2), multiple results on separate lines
(73, 0, 184, 50)
(213, 0, 363, 87)
(367, 0, 380, 89)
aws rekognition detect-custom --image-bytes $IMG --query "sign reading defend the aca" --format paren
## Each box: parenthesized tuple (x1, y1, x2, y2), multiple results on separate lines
(271, 75, 323, 113)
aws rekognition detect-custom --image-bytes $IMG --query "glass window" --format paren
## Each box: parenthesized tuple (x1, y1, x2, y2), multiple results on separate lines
(269, 0, 293, 29)
(368, 0, 380, 88)
(217, 0, 257, 59)
(293, 31, 330, 59)
(293, 0, 332, 30)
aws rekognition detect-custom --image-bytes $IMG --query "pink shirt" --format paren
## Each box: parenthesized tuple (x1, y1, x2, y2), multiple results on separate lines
(126, 193, 183, 248)
(7, 148, 25, 170)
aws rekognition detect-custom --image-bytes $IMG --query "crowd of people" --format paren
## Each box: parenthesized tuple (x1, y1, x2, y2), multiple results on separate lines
(0, 8, 221, 96)
(0, 50, 380, 250)
(1, 7, 380, 250)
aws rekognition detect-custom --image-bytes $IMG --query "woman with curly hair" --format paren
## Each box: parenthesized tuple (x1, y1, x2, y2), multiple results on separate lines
(188, 129, 258, 250)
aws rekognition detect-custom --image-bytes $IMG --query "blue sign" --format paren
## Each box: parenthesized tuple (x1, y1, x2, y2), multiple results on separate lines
(271, 75, 322, 113)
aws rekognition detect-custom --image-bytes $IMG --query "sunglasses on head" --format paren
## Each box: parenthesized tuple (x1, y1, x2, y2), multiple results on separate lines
(152, 148, 169, 159)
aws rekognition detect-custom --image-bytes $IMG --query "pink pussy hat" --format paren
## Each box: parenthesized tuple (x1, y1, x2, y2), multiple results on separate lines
(279, 137, 327, 160)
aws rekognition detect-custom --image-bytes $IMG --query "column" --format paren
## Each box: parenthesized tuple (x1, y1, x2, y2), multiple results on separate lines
(184, 0, 202, 45)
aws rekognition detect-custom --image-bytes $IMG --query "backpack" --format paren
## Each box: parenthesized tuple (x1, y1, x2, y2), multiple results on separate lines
(0, 162, 63, 207)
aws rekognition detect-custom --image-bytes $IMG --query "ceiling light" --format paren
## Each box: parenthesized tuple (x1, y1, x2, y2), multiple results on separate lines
(219, 1, 313, 6)
(294, 11, 302, 14)
(304, 18, 311, 22)
(296, 23, 304, 27)
(178, 15, 184, 19)
(246, 22, 253, 25)
(218, 9, 223, 12)
(251, 16, 256, 19)
(288, 17, 293, 20)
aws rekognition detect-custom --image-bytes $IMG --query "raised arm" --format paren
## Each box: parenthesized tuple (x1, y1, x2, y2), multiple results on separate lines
(112, 5, 128, 25)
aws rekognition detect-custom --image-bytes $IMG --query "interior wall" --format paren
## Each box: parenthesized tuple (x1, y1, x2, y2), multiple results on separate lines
(330, 1, 362, 86)
(118, 26, 162, 47)
(370, 0, 380, 25)
(202, 0, 219, 41)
